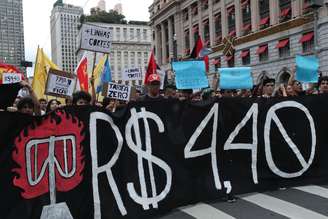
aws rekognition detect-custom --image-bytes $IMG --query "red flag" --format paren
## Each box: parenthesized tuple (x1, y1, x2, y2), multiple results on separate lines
(76, 57, 88, 91)
(190, 36, 209, 72)
(144, 50, 158, 85)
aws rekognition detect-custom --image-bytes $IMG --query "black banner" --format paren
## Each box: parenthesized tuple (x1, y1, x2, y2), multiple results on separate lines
(1, 95, 328, 219)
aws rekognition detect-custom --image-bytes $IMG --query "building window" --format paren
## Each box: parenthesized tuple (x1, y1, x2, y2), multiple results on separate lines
(137, 29, 141, 41)
(202, 0, 209, 10)
(276, 39, 290, 58)
(227, 6, 236, 37)
(130, 28, 134, 40)
(259, 0, 270, 29)
(303, 0, 313, 14)
(300, 32, 314, 53)
(123, 28, 127, 41)
(241, 49, 250, 65)
(116, 27, 120, 40)
(214, 0, 220, 4)
(191, 2, 198, 16)
(183, 8, 189, 21)
(225, 55, 234, 67)
(192, 24, 199, 42)
(214, 13, 222, 44)
(257, 44, 268, 62)
(241, 0, 251, 36)
(143, 29, 147, 41)
(279, 0, 291, 22)
(203, 19, 210, 46)
(184, 29, 190, 55)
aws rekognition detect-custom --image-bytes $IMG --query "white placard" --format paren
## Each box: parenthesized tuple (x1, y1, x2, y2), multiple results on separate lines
(157, 69, 166, 90)
(122, 68, 143, 81)
(80, 24, 112, 53)
(45, 70, 77, 98)
(106, 82, 131, 101)
(2, 73, 22, 84)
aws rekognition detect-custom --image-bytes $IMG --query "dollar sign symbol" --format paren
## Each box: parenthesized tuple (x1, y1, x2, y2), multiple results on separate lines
(125, 107, 172, 210)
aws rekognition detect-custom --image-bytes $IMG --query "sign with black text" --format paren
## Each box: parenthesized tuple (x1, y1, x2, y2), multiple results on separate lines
(2, 72, 22, 84)
(122, 67, 142, 81)
(45, 69, 76, 98)
(80, 23, 112, 53)
(104, 82, 131, 101)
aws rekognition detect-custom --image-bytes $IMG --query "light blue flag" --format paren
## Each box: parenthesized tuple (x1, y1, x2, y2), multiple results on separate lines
(172, 61, 208, 89)
(96, 57, 112, 93)
(296, 55, 319, 83)
(219, 67, 253, 89)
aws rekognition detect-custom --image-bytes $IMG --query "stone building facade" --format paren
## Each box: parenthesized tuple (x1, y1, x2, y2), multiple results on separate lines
(149, 0, 328, 83)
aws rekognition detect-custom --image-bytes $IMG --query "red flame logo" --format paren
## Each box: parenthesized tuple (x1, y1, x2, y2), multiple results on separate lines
(12, 111, 85, 199)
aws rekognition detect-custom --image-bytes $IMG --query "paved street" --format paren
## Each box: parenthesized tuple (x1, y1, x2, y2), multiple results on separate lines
(159, 185, 328, 219)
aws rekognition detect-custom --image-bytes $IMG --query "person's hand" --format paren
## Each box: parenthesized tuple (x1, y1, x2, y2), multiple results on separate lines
(7, 106, 17, 112)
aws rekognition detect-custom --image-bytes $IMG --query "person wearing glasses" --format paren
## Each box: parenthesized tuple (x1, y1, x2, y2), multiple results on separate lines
(262, 78, 275, 98)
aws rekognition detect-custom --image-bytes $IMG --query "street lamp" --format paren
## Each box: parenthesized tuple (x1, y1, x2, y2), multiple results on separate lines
(309, 0, 323, 57)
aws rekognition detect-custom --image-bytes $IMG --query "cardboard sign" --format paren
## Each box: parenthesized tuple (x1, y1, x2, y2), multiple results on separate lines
(103, 82, 131, 101)
(80, 24, 112, 53)
(219, 67, 253, 89)
(296, 55, 319, 83)
(172, 61, 208, 89)
(2, 73, 22, 84)
(122, 68, 143, 81)
(45, 69, 77, 98)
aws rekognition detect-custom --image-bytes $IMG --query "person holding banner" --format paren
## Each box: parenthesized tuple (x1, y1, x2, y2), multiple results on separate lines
(16, 80, 41, 116)
(139, 74, 164, 101)
(318, 76, 328, 94)
(261, 78, 275, 98)
(46, 99, 61, 113)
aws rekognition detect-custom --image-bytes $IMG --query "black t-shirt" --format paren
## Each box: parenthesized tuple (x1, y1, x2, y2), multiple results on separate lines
(138, 94, 164, 101)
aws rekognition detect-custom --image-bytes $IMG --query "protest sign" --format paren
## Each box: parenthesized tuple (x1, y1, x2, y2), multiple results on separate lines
(122, 67, 143, 81)
(296, 55, 319, 83)
(172, 60, 208, 89)
(157, 68, 166, 90)
(103, 82, 131, 101)
(45, 69, 77, 98)
(80, 23, 112, 53)
(1, 96, 328, 219)
(219, 67, 253, 89)
(2, 72, 22, 84)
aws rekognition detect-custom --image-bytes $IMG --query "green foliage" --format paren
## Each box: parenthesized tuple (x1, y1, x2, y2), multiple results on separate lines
(80, 9, 127, 25)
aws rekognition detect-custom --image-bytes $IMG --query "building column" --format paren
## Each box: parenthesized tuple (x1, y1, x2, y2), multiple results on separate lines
(251, 0, 260, 32)
(235, 0, 242, 37)
(188, 6, 194, 48)
(154, 26, 161, 64)
(292, 0, 302, 18)
(161, 22, 167, 64)
(221, 0, 228, 37)
(208, 0, 215, 47)
(198, 1, 203, 40)
(174, 12, 182, 58)
(168, 17, 174, 60)
(270, 0, 279, 26)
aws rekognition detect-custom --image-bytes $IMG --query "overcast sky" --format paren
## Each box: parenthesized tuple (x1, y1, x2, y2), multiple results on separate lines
(23, 0, 153, 76)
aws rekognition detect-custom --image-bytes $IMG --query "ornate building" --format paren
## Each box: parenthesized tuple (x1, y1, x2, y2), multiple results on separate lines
(149, 0, 328, 83)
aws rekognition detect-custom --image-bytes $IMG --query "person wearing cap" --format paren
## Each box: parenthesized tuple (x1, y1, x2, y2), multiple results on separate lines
(138, 74, 164, 101)
(262, 78, 275, 98)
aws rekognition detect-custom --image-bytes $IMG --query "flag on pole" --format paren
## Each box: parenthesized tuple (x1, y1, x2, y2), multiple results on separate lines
(96, 57, 112, 93)
(90, 54, 107, 94)
(75, 56, 88, 91)
(144, 50, 158, 84)
(190, 35, 209, 72)
(32, 47, 59, 99)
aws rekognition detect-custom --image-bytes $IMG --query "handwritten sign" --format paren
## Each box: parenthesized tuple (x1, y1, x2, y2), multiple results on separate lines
(80, 24, 112, 53)
(296, 55, 319, 83)
(45, 69, 77, 98)
(122, 68, 142, 81)
(172, 61, 208, 89)
(2, 73, 22, 84)
(219, 67, 253, 89)
(104, 82, 131, 101)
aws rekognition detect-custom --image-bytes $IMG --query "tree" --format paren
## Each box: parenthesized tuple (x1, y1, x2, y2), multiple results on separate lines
(80, 9, 127, 25)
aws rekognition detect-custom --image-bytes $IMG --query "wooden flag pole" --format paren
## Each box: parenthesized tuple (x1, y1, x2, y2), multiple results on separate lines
(91, 52, 97, 105)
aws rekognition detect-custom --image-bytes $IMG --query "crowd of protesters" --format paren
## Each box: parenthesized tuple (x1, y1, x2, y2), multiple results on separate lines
(4, 69, 328, 116)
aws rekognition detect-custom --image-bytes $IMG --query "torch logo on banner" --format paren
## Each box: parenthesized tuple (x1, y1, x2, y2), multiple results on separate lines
(12, 111, 85, 219)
